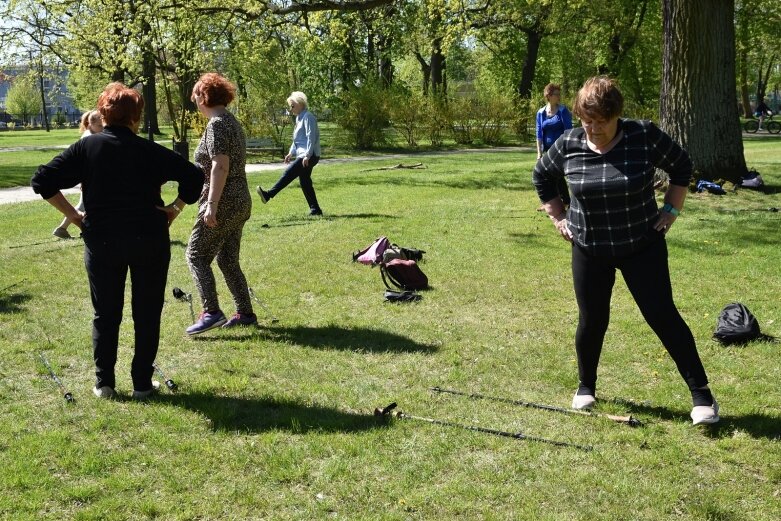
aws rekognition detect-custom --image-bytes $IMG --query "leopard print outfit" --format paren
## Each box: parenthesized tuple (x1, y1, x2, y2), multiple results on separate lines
(186, 112, 254, 315)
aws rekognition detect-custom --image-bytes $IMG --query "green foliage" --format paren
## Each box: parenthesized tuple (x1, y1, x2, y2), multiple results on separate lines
(5, 74, 42, 124)
(387, 86, 426, 147)
(334, 82, 391, 149)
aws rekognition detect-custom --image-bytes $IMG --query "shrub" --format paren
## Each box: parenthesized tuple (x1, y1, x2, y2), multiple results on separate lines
(423, 97, 450, 147)
(334, 82, 390, 149)
(388, 87, 425, 147)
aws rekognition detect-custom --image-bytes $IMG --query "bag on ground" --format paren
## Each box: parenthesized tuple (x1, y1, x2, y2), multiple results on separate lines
(353, 236, 390, 265)
(713, 302, 761, 345)
(381, 258, 429, 291)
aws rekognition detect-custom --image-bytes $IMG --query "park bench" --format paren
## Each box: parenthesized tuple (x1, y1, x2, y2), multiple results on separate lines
(246, 137, 284, 158)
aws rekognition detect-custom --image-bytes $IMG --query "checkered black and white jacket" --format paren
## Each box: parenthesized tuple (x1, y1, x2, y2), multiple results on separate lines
(532, 119, 692, 256)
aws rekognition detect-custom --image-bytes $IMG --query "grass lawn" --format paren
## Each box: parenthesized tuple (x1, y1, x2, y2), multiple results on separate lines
(0, 143, 779, 519)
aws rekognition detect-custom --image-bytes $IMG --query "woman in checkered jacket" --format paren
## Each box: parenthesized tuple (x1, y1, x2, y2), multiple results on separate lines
(532, 76, 719, 426)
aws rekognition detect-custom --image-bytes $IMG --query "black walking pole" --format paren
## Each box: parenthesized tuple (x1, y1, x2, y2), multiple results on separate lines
(431, 386, 641, 427)
(152, 362, 178, 391)
(248, 286, 279, 323)
(0, 278, 27, 293)
(374, 403, 593, 452)
(172, 287, 195, 323)
(39, 352, 74, 403)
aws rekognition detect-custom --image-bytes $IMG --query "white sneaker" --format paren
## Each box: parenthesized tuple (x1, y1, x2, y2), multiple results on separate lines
(691, 399, 720, 425)
(572, 392, 596, 410)
(131, 380, 160, 400)
(93, 386, 115, 399)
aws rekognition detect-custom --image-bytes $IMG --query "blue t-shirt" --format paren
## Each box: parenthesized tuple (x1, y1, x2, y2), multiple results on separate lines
(536, 105, 573, 151)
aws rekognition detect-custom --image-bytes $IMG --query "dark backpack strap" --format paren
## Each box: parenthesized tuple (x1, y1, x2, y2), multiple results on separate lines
(380, 264, 404, 290)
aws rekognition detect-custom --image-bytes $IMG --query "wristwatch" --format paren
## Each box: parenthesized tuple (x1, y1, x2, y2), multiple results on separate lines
(662, 203, 680, 217)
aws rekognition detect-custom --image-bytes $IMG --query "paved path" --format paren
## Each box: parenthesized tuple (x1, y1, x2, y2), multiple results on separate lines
(1, 147, 530, 205)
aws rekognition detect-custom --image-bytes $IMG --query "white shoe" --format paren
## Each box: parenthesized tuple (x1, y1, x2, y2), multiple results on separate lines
(691, 399, 720, 425)
(93, 386, 115, 399)
(572, 392, 596, 410)
(131, 380, 160, 400)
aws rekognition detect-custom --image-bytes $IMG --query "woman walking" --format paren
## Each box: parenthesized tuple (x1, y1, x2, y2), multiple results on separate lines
(32, 82, 203, 398)
(185, 72, 257, 335)
(256, 91, 322, 216)
(52, 110, 103, 239)
(532, 76, 719, 425)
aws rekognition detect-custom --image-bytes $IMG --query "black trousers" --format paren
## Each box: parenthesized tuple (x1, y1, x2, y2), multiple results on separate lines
(84, 232, 170, 390)
(572, 238, 708, 394)
(267, 156, 321, 211)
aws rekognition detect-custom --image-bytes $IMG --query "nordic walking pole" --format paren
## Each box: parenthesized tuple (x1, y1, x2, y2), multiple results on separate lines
(0, 278, 26, 294)
(152, 362, 178, 391)
(431, 386, 641, 427)
(248, 286, 279, 323)
(39, 352, 74, 403)
(374, 403, 593, 452)
(172, 287, 195, 323)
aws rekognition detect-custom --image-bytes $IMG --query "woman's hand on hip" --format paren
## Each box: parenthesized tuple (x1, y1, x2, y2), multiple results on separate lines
(653, 212, 676, 234)
(552, 214, 573, 242)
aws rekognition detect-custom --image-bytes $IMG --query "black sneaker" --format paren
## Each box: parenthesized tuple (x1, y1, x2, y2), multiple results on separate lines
(309, 209, 323, 216)
(256, 187, 269, 204)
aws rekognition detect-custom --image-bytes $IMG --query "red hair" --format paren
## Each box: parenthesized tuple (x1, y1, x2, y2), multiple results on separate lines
(97, 83, 144, 127)
(192, 73, 236, 107)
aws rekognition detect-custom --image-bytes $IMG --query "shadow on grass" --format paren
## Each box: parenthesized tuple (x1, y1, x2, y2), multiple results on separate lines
(191, 324, 438, 353)
(157, 392, 384, 434)
(605, 397, 781, 440)
(250, 213, 397, 229)
(0, 291, 32, 313)
(320, 172, 535, 192)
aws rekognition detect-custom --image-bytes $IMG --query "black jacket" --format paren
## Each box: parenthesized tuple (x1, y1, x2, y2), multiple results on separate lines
(31, 126, 203, 236)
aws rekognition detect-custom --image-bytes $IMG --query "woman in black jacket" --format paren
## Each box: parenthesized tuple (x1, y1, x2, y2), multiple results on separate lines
(31, 82, 203, 400)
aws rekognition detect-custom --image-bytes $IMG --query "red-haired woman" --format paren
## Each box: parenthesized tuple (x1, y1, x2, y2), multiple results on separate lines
(184, 72, 256, 335)
(31, 82, 203, 399)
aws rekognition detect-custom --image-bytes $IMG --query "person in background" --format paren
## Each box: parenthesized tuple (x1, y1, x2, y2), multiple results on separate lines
(31, 82, 203, 399)
(256, 91, 323, 216)
(754, 97, 772, 131)
(532, 76, 719, 426)
(185, 72, 257, 335)
(52, 110, 103, 239)
(536, 83, 573, 206)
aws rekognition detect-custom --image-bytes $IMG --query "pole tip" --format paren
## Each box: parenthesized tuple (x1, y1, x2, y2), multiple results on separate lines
(374, 402, 397, 417)
(64, 393, 74, 403)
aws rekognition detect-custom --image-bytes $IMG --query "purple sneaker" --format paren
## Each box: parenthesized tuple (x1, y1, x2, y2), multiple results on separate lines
(222, 312, 258, 328)
(186, 311, 227, 336)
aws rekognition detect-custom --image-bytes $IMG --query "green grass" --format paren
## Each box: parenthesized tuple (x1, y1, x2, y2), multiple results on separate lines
(0, 143, 780, 519)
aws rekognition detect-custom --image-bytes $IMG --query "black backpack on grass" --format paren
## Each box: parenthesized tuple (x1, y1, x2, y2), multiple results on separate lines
(713, 302, 760, 345)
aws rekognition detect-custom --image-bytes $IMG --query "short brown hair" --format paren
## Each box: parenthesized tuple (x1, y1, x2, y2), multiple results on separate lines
(544, 83, 561, 98)
(573, 76, 624, 120)
(97, 83, 143, 127)
(192, 73, 236, 107)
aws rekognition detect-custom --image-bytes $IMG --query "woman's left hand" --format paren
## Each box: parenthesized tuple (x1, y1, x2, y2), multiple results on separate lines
(156, 203, 180, 227)
(203, 202, 218, 228)
(653, 211, 677, 234)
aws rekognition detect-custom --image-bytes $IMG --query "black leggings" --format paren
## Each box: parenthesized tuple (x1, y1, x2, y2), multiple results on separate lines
(572, 239, 708, 395)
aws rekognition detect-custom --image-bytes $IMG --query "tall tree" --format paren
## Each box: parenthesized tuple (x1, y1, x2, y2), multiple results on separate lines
(660, 0, 747, 182)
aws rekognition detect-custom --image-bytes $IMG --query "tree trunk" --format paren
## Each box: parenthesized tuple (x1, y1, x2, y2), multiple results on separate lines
(414, 52, 431, 97)
(738, 48, 752, 117)
(142, 50, 160, 136)
(660, 0, 746, 182)
(36, 56, 50, 132)
(430, 38, 445, 97)
(516, 30, 543, 99)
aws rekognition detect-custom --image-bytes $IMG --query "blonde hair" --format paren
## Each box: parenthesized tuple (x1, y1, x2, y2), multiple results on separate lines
(287, 91, 308, 109)
(79, 110, 101, 132)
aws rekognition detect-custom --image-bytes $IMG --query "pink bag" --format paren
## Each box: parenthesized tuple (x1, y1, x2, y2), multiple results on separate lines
(352, 236, 390, 265)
